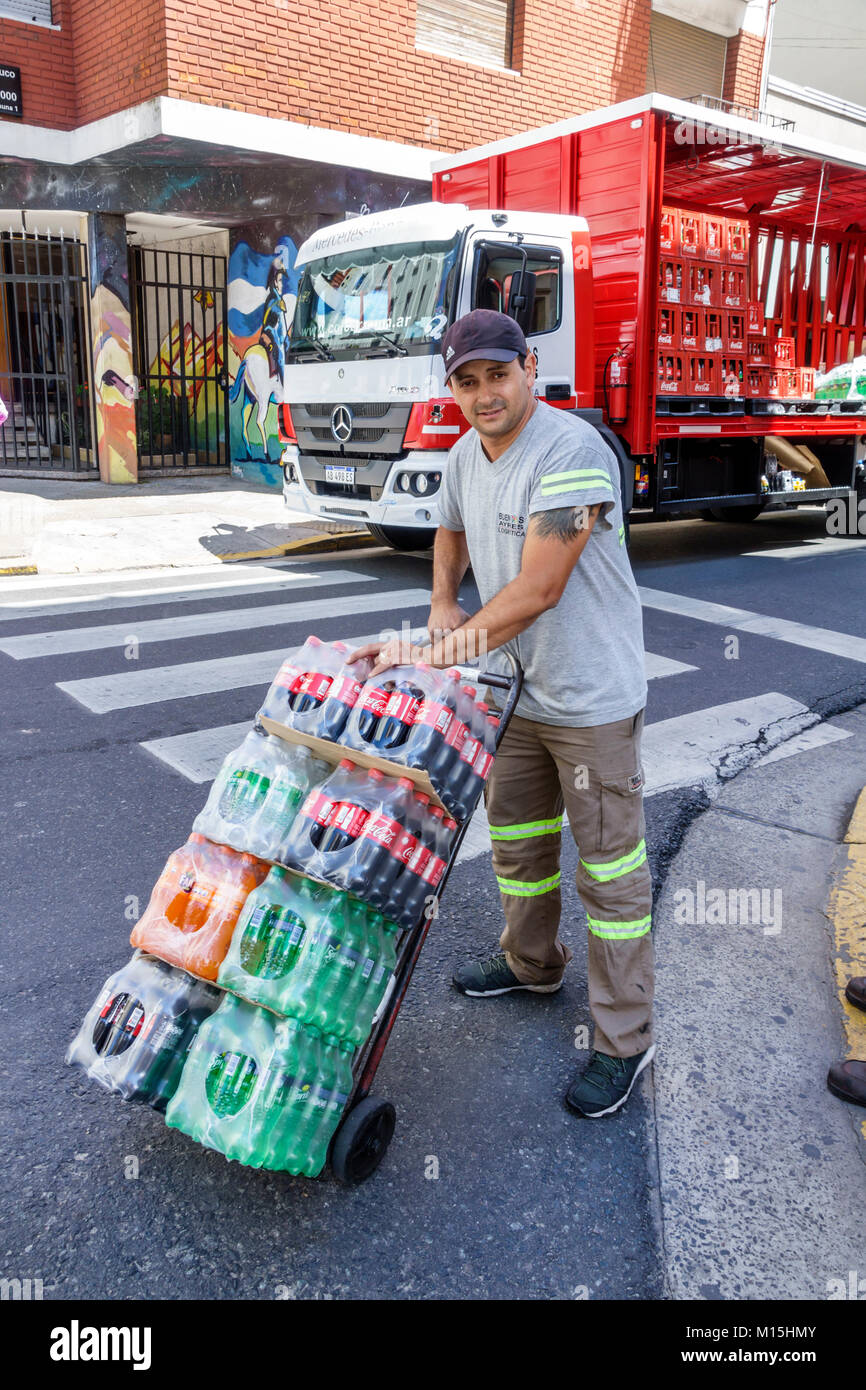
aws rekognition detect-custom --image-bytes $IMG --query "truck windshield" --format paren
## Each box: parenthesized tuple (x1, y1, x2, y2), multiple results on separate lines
(289, 235, 460, 360)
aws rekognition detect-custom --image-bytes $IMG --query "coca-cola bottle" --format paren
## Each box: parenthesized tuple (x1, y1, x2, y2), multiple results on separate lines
(341, 775, 415, 908)
(259, 635, 323, 722)
(405, 668, 459, 773)
(387, 802, 442, 926)
(354, 677, 395, 746)
(412, 813, 457, 919)
(426, 670, 468, 791)
(280, 761, 349, 864)
(450, 692, 486, 818)
(292, 636, 335, 715)
(318, 764, 381, 855)
(314, 646, 373, 743)
(374, 675, 425, 751)
(459, 709, 498, 817)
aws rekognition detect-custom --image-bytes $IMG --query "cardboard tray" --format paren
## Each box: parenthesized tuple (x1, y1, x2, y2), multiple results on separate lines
(259, 715, 448, 813)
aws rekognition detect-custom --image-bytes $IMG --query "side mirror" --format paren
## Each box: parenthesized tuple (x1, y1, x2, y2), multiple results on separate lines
(506, 269, 536, 334)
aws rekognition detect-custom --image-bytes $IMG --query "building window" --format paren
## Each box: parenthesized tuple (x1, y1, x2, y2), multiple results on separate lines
(416, 0, 514, 72)
(0, 1, 54, 26)
(647, 12, 727, 100)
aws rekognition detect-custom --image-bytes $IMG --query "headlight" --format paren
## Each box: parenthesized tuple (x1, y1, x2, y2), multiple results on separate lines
(415, 474, 429, 494)
(399, 473, 411, 491)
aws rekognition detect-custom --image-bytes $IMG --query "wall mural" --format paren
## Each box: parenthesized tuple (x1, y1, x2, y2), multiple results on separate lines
(88, 214, 138, 483)
(228, 235, 299, 465)
(144, 297, 225, 464)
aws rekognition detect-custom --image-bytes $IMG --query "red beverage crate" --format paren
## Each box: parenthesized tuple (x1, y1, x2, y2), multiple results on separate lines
(659, 206, 680, 254)
(657, 352, 685, 394)
(657, 304, 678, 347)
(703, 214, 725, 261)
(771, 336, 795, 368)
(704, 310, 724, 351)
(680, 212, 703, 256)
(727, 311, 746, 353)
(767, 368, 789, 398)
(747, 365, 768, 398)
(659, 257, 685, 303)
(688, 353, 718, 395)
(747, 300, 765, 334)
(726, 220, 749, 264)
(720, 355, 745, 396)
(747, 335, 770, 364)
(720, 265, 747, 309)
(687, 260, 719, 307)
(680, 306, 702, 350)
(795, 366, 816, 398)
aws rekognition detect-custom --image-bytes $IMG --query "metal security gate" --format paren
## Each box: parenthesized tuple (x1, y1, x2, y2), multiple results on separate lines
(0, 230, 98, 474)
(130, 246, 228, 469)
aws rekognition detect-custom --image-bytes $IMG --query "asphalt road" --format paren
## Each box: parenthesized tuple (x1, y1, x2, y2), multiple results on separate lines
(2, 506, 865, 1300)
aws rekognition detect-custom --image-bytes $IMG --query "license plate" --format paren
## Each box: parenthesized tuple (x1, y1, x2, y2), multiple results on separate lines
(324, 465, 355, 485)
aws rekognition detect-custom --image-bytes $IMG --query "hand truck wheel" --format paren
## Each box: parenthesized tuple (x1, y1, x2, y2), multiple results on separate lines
(329, 1096, 396, 1186)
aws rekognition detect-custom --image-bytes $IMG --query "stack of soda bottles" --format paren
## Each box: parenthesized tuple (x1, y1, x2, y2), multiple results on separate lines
(260, 637, 499, 821)
(68, 632, 500, 1178)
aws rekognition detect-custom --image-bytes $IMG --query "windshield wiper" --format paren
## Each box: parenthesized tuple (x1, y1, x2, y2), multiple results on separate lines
(290, 337, 334, 362)
(361, 333, 408, 358)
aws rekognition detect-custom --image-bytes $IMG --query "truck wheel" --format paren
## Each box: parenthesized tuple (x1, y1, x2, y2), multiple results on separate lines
(367, 524, 436, 551)
(705, 504, 766, 523)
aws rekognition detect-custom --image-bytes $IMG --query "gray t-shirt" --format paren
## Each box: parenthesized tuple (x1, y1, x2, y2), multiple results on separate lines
(438, 401, 647, 727)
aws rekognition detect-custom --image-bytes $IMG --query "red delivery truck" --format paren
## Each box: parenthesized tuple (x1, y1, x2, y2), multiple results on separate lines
(280, 95, 866, 547)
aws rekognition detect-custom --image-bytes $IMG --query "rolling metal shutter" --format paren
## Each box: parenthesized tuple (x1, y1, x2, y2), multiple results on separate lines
(416, 0, 513, 70)
(0, 1, 53, 24)
(646, 12, 727, 100)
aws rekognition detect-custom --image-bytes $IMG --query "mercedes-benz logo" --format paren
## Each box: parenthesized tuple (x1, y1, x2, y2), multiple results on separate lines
(330, 404, 353, 443)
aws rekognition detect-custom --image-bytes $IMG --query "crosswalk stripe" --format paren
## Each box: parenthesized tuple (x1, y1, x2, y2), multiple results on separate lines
(56, 629, 390, 714)
(0, 568, 375, 625)
(640, 692, 814, 796)
(639, 586, 866, 666)
(142, 721, 251, 783)
(1, 586, 420, 660)
(645, 652, 696, 680)
(743, 537, 866, 560)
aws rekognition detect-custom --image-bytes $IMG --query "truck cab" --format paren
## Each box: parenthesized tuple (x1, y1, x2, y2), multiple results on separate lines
(279, 201, 594, 549)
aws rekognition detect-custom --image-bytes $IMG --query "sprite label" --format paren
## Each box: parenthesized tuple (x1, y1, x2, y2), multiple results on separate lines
(219, 768, 270, 822)
(205, 1051, 258, 1117)
(239, 905, 307, 980)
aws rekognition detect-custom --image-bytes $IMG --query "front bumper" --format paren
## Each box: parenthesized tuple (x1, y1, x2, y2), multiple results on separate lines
(281, 446, 447, 529)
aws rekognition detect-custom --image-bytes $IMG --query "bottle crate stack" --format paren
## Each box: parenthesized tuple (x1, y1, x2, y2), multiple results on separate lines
(656, 209, 813, 403)
(657, 207, 752, 400)
(68, 638, 497, 1178)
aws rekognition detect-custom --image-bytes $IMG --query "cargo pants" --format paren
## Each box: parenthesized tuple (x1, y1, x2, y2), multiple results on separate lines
(484, 709, 653, 1058)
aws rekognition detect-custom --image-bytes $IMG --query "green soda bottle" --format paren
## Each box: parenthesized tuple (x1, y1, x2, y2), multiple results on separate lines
(302, 1034, 355, 1178)
(277, 879, 336, 1025)
(219, 867, 312, 1011)
(255, 1015, 311, 1172)
(331, 900, 377, 1043)
(273, 1022, 324, 1175)
(165, 994, 275, 1166)
(254, 746, 329, 861)
(351, 918, 400, 1046)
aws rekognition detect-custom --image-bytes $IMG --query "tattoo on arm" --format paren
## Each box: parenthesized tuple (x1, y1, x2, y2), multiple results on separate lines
(532, 503, 601, 542)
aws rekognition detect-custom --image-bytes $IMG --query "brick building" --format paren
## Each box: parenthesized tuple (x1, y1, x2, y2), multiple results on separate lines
(0, 0, 768, 482)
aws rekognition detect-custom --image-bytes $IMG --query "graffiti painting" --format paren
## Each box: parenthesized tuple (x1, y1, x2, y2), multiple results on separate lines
(228, 235, 299, 463)
(88, 215, 137, 483)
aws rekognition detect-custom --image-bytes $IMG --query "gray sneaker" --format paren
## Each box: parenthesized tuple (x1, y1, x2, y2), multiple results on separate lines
(452, 951, 563, 997)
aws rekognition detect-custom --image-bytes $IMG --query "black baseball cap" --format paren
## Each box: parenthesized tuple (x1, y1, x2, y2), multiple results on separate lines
(440, 309, 528, 381)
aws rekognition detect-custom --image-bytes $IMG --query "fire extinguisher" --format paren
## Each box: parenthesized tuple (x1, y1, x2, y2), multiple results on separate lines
(605, 347, 631, 425)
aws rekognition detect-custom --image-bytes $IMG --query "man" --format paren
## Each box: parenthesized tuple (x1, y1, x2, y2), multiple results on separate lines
(352, 307, 653, 1118)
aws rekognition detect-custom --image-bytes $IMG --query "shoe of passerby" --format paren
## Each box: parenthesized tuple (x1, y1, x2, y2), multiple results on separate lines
(827, 1059, 866, 1109)
(565, 1045, 656, 1118)
(452, 951, 563, 997)
(845, 977, 866, 1011)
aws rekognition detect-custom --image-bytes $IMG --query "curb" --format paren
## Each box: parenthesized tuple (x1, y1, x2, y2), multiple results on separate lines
(0, 562, 37, 575)
(826, 783, 866, 1139)
(216, 531, 382, 562)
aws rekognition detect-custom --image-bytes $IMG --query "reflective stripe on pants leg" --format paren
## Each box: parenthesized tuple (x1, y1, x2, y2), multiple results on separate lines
(489, 815, 564, 842)
(495, 871, 562, 897)
(587, 914, 652, 940)
(579, 838, 647, 882)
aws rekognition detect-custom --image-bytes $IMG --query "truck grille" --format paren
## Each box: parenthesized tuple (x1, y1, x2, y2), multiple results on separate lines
(292, 401, 411, 456)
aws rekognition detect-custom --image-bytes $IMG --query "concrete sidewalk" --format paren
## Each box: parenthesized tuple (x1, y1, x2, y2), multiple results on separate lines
(0, 475, 373, 574)
(653, 701, 866, 1300)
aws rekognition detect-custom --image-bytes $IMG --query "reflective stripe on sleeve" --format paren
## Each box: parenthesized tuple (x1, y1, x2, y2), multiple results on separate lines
(618, 523, 625, 546)
(539, 467, 612, 496)
(489, 815, 564, 842)
(495, 871, 562, 897)
(580, 839, 647, 883)
(587, 914, 652, 940)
